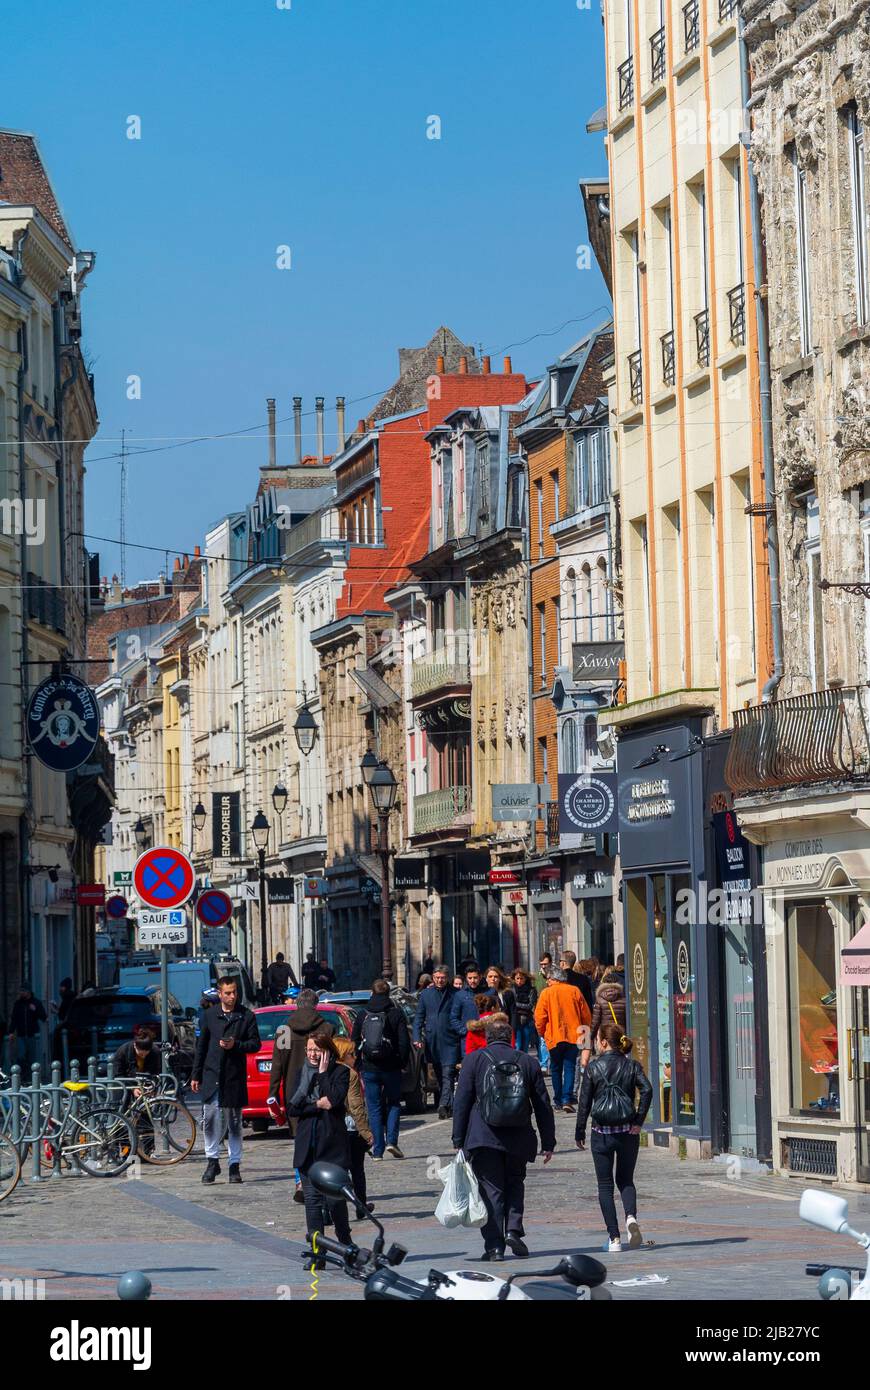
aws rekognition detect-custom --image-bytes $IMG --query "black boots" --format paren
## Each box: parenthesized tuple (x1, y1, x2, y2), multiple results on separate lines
(228, 1164, 242, 1184)
(202, 1159, 221, 1184)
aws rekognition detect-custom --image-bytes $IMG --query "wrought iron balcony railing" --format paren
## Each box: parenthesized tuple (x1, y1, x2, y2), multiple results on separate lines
(618, 55, 634, 111)
(650, 25, 666, 82)
(661, 329, 676, 386)
(725, 687, 870, 795)
(628, 348, 643, 404)
(719, 0, 738, 19)
(410, 649, 471, 701)
(547, 800, 560, 848)
(413, 786, 471, 835)
(728, 282, 746, 347)
(695, 307, 710, 367)
(683, 0, 700, 52)
(26, 572, 65, 634)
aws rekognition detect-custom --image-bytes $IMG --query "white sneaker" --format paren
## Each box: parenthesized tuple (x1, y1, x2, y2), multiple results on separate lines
(625, 1215, 643, 1248)
(386, 1144, 404, 1159)
(607, 1237, 622, 1253)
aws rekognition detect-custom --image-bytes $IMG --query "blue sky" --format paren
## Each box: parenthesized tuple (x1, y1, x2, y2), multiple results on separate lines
(5, 0, 610, 583)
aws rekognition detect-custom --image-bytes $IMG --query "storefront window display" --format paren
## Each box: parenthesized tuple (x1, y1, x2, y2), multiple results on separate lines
(671, 874, 695, 1125)
(652, 875, 671, 1124)
(787, 901, 840, 1117)
(625, 878, 650, 1077)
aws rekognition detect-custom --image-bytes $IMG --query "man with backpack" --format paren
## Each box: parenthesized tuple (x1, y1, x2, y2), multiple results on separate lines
(451, 1012, 555, 1262)
(351, 978, 411, 1160)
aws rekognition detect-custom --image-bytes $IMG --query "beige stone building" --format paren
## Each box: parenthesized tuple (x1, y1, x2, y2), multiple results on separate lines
(728, 0, 870, 1187)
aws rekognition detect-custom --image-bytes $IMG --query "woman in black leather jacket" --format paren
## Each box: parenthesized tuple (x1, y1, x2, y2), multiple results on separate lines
(575, 1023, 652, 1253)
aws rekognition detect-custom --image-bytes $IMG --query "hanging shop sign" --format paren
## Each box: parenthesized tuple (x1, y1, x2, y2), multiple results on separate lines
(491, 784, 540, 822)
(489, 866, 522, 887)
(304, 876, 328, 898)
(572, 641, 624, 683)
(616, 726, 695, 871)
(712, 809, 755, 922)
(393, 859, 427, 891)
(26, 673, 99, 773)
(76, 883, 106, 907)
(267, 877, 295, 905)
(212, 791, 241, 860)
(558, 772, 618, 837)
(456, 851, 490, 889)
(840, 921, 870, 988)
(502, 887, 528, 908)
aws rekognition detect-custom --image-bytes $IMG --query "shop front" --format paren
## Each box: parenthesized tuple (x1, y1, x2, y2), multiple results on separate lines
(733, 799, 870, 1188)
(567, 856, 616, 964)
(528, 867, 564, 962)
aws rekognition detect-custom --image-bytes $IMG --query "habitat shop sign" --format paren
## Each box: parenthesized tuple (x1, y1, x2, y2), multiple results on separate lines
(558, 772, 618, 837)
(26, 674, 99, 773)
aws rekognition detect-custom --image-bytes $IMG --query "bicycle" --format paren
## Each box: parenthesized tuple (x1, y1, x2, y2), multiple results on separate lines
(122, 1073, 197, 1165)
(0, 1133, 22, 1202)
(37, 1081, 137, 1177)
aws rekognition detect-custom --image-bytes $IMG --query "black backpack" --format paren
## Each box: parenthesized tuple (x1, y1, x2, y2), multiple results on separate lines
(360, 1009, 394, 1065)
(590, 1057, 636, 1126)
(478, 1053, 531, 1128)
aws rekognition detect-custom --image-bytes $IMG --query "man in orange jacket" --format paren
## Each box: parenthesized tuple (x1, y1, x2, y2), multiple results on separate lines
(534, 967, 591, 1113)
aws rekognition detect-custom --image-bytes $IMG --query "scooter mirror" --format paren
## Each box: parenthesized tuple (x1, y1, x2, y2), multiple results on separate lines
(309, 1161, 353, 1199)
(800, 1188, 849, 1235)
(555, 1254, 607, 1288)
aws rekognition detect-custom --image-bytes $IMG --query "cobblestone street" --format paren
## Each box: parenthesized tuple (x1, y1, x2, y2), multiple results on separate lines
(4, 1101, 868, 1302)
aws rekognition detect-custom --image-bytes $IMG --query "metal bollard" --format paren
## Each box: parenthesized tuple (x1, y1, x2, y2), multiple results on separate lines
(9, 1065, 21, 1153)
(49, 1062, 63, 1179)
(87, 1056, 97, 1086)
(30, 1062, 42, 1183)
(70, 1057, 80, 1083)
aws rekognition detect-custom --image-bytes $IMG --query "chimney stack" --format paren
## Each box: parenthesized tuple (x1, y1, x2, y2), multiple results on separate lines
(503, 355, 512, 374)
(194, 545, 201, 557)
(482, 355, 491, 374)
(436, 354, 445, 373)
(336, 396, 346, 452)
(315, 397, 325, 462)
(459, 355, 468, 374)
(293, 396, 303, 464)
(267, 398, 276, 469)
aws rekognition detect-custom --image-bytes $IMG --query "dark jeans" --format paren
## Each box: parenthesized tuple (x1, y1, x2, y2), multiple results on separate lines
(590, 1130, 640, 1240)
(301, 1175, 352, 1248)
(349, 1131, 368, 1207)
(433, 1058, 458, 1111)
(514, 1022, 534, 1054)
(549, 1042, 578, 1107)
(362, 1067, 402, 1155)
(469, 1148, 527, 1253)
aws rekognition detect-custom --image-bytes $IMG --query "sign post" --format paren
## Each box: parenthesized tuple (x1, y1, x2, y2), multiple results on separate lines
(133, 848, 195, 1053)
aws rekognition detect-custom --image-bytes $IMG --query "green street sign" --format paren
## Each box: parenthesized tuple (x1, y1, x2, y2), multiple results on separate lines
(113, 870, 133, 885)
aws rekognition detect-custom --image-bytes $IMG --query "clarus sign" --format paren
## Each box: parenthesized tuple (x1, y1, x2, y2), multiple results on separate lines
(572, 641, 624, 683)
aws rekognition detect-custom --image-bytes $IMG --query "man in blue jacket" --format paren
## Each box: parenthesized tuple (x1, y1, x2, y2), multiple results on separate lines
(449, 962, 483, 1052)
(413, 965, 459, 1118)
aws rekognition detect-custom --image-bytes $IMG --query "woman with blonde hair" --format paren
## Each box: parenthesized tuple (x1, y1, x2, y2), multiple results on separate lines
(575, 1023, 652, 1254)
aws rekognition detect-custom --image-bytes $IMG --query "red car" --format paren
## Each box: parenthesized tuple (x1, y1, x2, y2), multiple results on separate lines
(242, 1002, 358, 1133)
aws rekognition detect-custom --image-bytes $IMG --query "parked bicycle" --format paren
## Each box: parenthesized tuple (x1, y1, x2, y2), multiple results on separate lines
(0, 1133, 22, 1203)
(121, 1072, 197, 1166)
(35, 1080, 137, 1177)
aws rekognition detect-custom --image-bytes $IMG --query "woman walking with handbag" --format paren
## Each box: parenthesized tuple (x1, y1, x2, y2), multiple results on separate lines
(575, 1022, 652, 1254)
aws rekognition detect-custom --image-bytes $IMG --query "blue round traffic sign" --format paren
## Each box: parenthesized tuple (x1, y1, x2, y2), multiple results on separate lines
(196, 889, 233, 928)
(105, 895, 128, 919)
(133, 846, 195, 910)
(26, 674, 99, 773)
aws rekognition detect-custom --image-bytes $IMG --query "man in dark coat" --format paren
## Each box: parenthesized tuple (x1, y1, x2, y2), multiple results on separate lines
(10, 984, 47, 1069)
(191, 976, 260, 1185)
(266, 952, 298, 1002)
(351, 979, 410, 1159)
(452, 1014, 556, 1262)
(449, 963, 483, 1049)
(413, 964, 459, 1118)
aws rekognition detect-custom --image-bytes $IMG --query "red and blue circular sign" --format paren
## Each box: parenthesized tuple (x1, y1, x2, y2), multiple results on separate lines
(133, 846, 195, 910)
(105, 894, 129, 920)
(196, 889, 233, 928)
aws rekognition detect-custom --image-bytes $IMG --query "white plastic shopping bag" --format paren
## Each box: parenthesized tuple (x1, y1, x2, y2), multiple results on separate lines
(435, 1149, 486, 1228)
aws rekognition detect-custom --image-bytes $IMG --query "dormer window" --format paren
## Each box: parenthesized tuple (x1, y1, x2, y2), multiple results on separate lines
(549, 370, 560, 411)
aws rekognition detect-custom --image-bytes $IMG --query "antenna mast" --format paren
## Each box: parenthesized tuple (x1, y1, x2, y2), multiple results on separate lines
(119, 428, 128, 588)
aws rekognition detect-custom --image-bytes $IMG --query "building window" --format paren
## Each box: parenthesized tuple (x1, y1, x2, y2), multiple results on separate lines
(848, 106, 869, 326)
(538, 602, 547, 686)
(787, 902, 840, 1117)
(560, 716, 579, 774)
(538, 735, 548, 788)
(805, 491, 825, 687)
(536, 480, 544, 559)
(551, 470, 560, 523)
(553, 594, 561, 668)
(639, 519, 652, 687)
(793, 150, 813, 355)
(567, 568, 578, 643)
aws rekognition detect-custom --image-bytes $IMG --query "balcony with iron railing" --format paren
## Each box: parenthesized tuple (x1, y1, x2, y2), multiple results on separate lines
(547, 801, 560, 849)
(26, 572, 65, 634)
(728, 283, 746, 347)
(660, 329, 676, 387)
(683, 0, 700, 52)
(725, 687, 870, 795)
(618, 55, 634, 111)
(694, 308, 710, 368)
(628, 348, 643, 405)
(719, 0, 738, 19)
(413, 785, 471, 835)
(410, 646, 471, 703)
(649, 25, 666, 82)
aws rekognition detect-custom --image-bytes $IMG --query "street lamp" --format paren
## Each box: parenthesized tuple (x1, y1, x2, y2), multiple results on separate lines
(365, 760, 398, 979)
(294, 705, 317, 756)
(251, 809, 271, 997)
(271, 783, 288, 817)
(360, 748, 378, 786)
(192, 801, 207, 835)
(133, 818, 147, 852)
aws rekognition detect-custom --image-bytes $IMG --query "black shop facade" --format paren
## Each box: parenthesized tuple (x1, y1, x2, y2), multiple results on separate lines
(608, 708, 771, 1161)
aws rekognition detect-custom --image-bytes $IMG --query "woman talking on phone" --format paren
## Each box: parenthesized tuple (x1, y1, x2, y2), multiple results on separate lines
(287, 1027, 352, 1260)
(575, 1022, 652, 1254)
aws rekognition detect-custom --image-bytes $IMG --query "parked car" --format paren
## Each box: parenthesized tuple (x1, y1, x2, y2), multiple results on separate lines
(322, 989, 433, 1113)
(242, 1001, 359, 1133)
(61, 987, 196, 1080)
